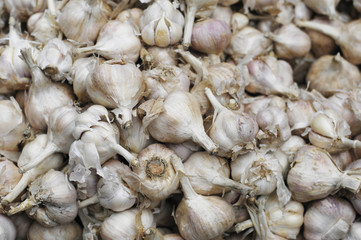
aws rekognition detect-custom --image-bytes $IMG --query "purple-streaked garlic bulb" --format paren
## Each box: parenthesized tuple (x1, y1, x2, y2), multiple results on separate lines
(139, 91, 218, 154)
(287, 145, 361, 202)
(86, 60, 145, 128)
(58, 0, 111, 43)
(140, 0, 184, 47)
(205, 88, 258, 157)
(304, 196, 355, 240)
(28, 221, 82, 240)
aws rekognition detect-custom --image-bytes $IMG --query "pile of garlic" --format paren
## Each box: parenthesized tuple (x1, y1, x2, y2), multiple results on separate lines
(3, 0, 361, 239)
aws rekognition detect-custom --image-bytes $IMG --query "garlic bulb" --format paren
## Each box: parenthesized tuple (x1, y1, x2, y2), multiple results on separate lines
(191, 18, 232, 54)
(21, 48, 75, 131)
(286, 99, 315, 132)
(231, 12, 249, 33)
(344, 222, 361, 240)
(9, 213, 32, 240)
(0, 97, 27, 152)
(296, 18, 361, 64)
(119, 144, 180, 201)
(226, 26, 272, 63)
(304, 196, 355, 240)
(76, 21, 141, 62)
(184, 151, 250, 195)
(236, 192, 304, 239)
(28, 221, 82, 240)
(212, 5, 232, 26)
(246, 55, 299, 98)
(304, 0, 340, 19)
(0, 214, 16, 240)
(280, 135, 306, 162)
(205, 88, 258, 157)
(331, 150, 352, 171)
(172, 157, 235, 240)
(4, 0, 47, 21)
(140, 0, 184, 47)
(9, 169, 78, 227)
(144, 65, 190, 100)
(37, 38, 73, 82)
(147, 47, 177, 67)
(116, 8, 143, 31)
(244, 95, 286, 118)
(139, 91, 218, 154)
(266, 23, 311, 59)
(231, 148, 291, 205)
(306, 54, 361, 97)
(243, 0, 283, 15)
(166, 141, 200, 162)
(58, 0, 111, 43)
(183, 0, 218, 47)
(119, 116, 154, 154)
(100, 208, 156, 240)
(294, 0, 312, 21)
(2, 135, 63, 204)
(0, 158, 21, 197)
(27, 11, 59, 43)
(86, 60, 145, 128)
(287, 145, 361, 202)
(70, 57, 98, 103)
(19, 105, 78, 173)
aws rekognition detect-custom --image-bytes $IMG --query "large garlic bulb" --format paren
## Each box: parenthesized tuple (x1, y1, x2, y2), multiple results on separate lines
(119, 144, 180, 201)
(140, 0, 185, 47)
(58, 0, 111, 43)
(28, 221, 82, 240)
(304, 196, 355, 240)
(287, 145, 361, 202)
(86, 60, 145, 128)
(100, 208, 156, 240)
(139, 91, 218, 154)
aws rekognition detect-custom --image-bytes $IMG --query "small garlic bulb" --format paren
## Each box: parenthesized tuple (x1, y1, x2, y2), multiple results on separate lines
(205, 88, 258, 157)
(86, 60, 145, 128)
(191, 18, 232, 54)
(139, 91, 218, 154)
(119, 144, 180, 201)
(140, 0, 184, 47)
(37, 38, 73, 82)
(0, 158, 21, 197)
(76, 21, 141, 62)
(304, 0, 340, 19)
(287, 145, 361, 202)
(184, 152, 250, 195)
(246, 55, 299, 98)
(306, 54, 361, 97)
(304, 196, 355, 240)
(100, 208, 156, 240)
(27, 11, 59, 43)
(58, 0, 111, 43)
(172, 157, 235, 240)
(28, 221, 82, 240)
(266, 23, 311, 59)
(0, 214, 16, 240)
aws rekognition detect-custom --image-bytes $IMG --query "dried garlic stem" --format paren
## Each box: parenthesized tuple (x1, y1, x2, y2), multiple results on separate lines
(110, 144, 139, 167)
(19, 143, 58, 173)
(78, 195, 99, 209)
(340, 137, 361, 150)
(210, 176, 251, 195)
(183, 5, 197, 48)
(2, 172, 33, 205)
(171, 156, 198, 199)
(8, 198, 37, 215)
(235, 219, 253, 233)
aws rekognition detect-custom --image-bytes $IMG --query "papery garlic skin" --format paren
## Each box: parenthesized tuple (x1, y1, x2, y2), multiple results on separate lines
(100, 208, 156, 240)
(59, 0, 111, 43)
(27, 11, 59, 43)
(28, 221, 82, 240)
(344, 222, 361, 240)
(147, 47, 177, 67)
(116, 8, 143, 31)
(0, 159, 22, 197)
(0, 214, 16, 240)
(212, 5, 232, 26)
(304, 0, 340, 19)
(286, 99, 315, 132)
(304, 196, 355, 240)
(306, 54, 361, 97)
(141, 0, 184, 47)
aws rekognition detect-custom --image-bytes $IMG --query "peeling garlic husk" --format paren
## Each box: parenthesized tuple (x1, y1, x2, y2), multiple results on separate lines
(0, 214, 16, 240)
(0, 158, 21, 198)
(243, 0, 283, 15)
(231, 12, 249, 33)
(86, 60, 145, 128)
(119, 143, 180, 201)
(100, 208, 156, 240)
(139, 91, 218, 154)
(304, 196, 355, 240)
(140, 0, 184, 47)
(287, 145, 361, 202)
(27, 11, 59, 43)
(28, 221, 82, 240)
(58, 0, 111, 43)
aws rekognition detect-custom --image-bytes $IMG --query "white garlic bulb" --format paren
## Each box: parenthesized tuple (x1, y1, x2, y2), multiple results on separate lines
(287, 145, 361, 202)
(76, 21, 141, 62)
(119, 144, 180, 201)
(0, 158, 21, 197)
(205, 88, 258, 157)
(0, 214, 16, 240)
(212, 5, 232, 26)
(280, 135, 306, 162)
(27, 11, 59, 43)
(304, 196, 355, 240)
(100, 208, 156, 240)
(140, 0, 184, 47)
(243, 0, 283, 15)
(4, 0, 47, 21)
(286, 99, 315, 132)
(37, 38, 73, 82)
(139, 91, 218, 154)
(147, 47, 177, 67)
(304, 0, 340, 19)
(231, 148, 291, 205)
(28, 221, 82, 240)
(231, 12, 249, 33)
(58, 0, 111, 43)
(86, 60, 145, 128)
